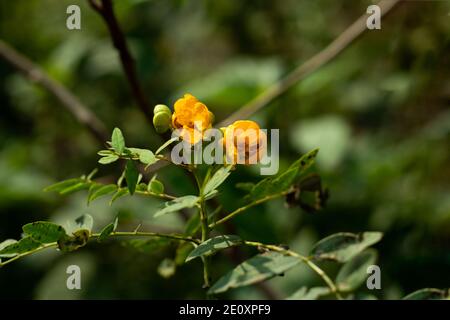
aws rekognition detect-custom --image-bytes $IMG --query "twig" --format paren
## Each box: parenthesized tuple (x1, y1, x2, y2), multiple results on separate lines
(0, 40, 108, 142)
(88, 0, 153, 124)
(218, 0, 402, 127)
(244, 241, 342, 300)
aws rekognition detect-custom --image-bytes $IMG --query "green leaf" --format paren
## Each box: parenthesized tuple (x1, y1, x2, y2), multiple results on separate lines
(44, 178, 81, 192)
(59, 182, 91, 195)
(310, 232, 383, 263)
(22, 221, 67, 244)
(97, 217, 119, 242)
(286, 287, 330, 300)
(111, 127, 125, 154)
(88, 184, 117, 203)
(157, 258, 176, 279)
(235, 182, 255, 192)
(208, 252, 301, 294)
(148, 177, 164, 195)
(98, 155, 119, 164)
(0, 239, 19, 258)
(110, 188, 129, 205)
(125, 160, 139, 195)
(336, 249, 378, 292)
(0, 237, 41, 257)
(154, 195, 199, 218)
(155, 137, 179, 155)
(186, 235, 242, 262)
(128, 148, 156, 165)
(97, 150, 114, 156)
(249, 149, 319, 200)
(203, 166, 232, 197)
(403, 288, 449, 300)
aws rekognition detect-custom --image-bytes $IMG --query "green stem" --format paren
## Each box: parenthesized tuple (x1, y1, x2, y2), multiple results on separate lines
(0, 231, 200, 268)
(209, 191, 290, 228)
(244, 241, 342, 300)
(194, 170, 212, 289)
(135, 190, 176, 200)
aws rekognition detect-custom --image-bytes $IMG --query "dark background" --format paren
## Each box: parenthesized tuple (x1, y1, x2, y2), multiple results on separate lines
(0, 0, 449, 299)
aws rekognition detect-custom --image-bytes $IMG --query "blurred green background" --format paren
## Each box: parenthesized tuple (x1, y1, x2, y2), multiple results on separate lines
(0, 0, 449, 299)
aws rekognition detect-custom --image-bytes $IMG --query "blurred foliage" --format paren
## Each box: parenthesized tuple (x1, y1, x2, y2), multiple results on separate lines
(0, 0, 449, 299)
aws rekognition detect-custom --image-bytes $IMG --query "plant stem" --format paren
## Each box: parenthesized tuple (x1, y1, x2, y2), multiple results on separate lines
(0, 231, 200, 268)
(194, 170, 212, 288)
(244, 241, 343, 300)
(209, 191, 290, 228)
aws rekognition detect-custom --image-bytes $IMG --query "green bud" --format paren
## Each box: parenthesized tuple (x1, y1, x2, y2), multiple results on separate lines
(153, 112, 171, 134)
(153, 104, 171, 116)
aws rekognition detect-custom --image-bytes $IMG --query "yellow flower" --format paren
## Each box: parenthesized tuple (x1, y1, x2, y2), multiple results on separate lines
(172, 93, 212, 144)
(223, 120, 266, 164)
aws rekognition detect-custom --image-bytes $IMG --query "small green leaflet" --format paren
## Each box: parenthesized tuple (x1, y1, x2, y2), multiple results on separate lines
(403, 288, 449, 300)
(286, 287, 330, 300)
(97, 217, 119, 242)
(111, 127, 125, 154)
(88, 184, 117, 203)
(44, 178, 81, 192)
(203, 166, 232, 197)
(148, 176, 164, 194)
(0, 237, 41, 257)
(110, 188, 129, 205)
(208, 252, 301, 294)
(310, 232, 382, 263)
(248, 149, 319, 201)
(127, 148, 157, 165)
(22, 221, 67, 244)
(0, 239, 19, 258)
(125, 160, 139, 195)
(98, 155, 119, 164)
(336, 249, 377, 292)
(154, 195, 199, 218)
(186, 235, 242, 262)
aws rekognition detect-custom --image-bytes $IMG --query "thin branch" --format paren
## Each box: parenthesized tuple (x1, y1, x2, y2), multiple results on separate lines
(88, 0, 153, 124)
(218, 0, 402, 127)
(0, 40, 108, 142)
(244, 241, 342, 300)
(209, 191, 290, 228)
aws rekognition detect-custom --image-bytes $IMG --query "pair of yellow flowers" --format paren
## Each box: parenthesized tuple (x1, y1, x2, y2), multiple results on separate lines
(159, 93, 265, 164)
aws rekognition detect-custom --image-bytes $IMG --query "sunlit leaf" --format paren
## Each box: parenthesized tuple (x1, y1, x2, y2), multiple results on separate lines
(154, 195, 199, 218)
(22, 221, 67, 244)
(403, 288, 449, 300)
(111, 127, 125, 154)
(88, 184, 117, 203)
(0, 237, 41, 257)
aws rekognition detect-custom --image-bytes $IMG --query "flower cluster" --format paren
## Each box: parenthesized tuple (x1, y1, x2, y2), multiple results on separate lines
(153, 93, 266, 164)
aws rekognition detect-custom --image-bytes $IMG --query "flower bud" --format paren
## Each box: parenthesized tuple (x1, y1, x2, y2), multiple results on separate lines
(153, 104, 171, 116)
(153, 111, 171, 134)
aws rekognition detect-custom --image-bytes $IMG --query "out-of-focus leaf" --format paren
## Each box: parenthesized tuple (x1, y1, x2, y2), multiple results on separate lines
(148, 176, 164, 195)
(286, 287, 330, 300)
(124, 238, 172, 253)
(59, 182, 91, 195)
(74, 214, 94, 232)
(88, 184, 117, 203)
(110, 188, 129, 205)
(175, 242, 194, 265)
(158, 258, 176, 279)
(184, 212, 201, 236)
(0, 237, 41, 257)
(208, 252, 301, 294)
(403, 288, 449, 300)
(310, 232, 382, 263)
(336, 249, 378, 292)
(186, 235, 242, 262)
(44, 178, 81, 192)
(154, 195, 199, 218)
